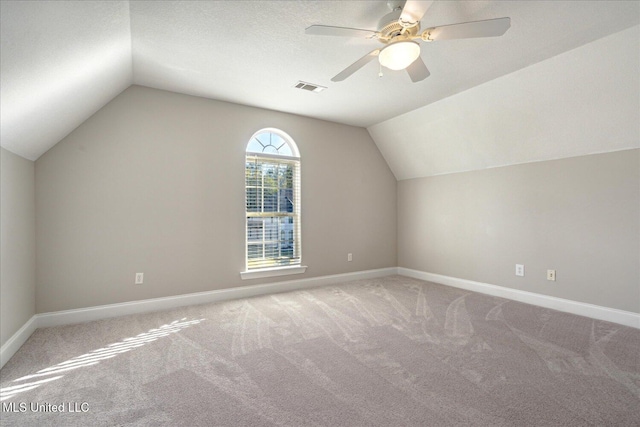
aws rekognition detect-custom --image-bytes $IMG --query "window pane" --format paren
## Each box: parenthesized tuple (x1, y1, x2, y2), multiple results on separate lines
(247, 218, 262, 242)
(271, 134, 292, 156)
(263, 145, 279, 155)
(247, 132, 294, 156)
(263, 188, 277, 212)
(246, 163, 260, 186)
(248, 244, 262, 259)
(255, 134, 270, 146)
(264, 243, 278, 259)
(246, 188, 261, 212)
(280, 216, 294, 257)
(246, 139, 264, 153)
(264, 217, 278, 241)
(278, 164, 292, 188)
(262, 163, 278, 187)
(278, 189, 293, 213)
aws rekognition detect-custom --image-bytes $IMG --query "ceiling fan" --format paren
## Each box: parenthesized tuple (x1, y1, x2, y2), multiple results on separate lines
(305, 0, 511, 83)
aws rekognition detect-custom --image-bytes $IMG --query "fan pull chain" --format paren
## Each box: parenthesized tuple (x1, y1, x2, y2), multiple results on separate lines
(378, 62, 383, 78)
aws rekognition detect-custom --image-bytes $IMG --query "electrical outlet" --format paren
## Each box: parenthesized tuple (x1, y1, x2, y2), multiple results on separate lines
(347, 253, 353, 262)
(547, 269, 556, 281)
(135, 273, 144, 284)
(515, 264, 525, 277)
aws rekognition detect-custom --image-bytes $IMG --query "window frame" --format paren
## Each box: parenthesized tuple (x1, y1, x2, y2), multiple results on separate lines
(240, 129, 306, 280)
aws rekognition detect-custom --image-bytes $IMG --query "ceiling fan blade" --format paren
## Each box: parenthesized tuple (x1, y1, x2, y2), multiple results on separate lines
(331, 49, 381, 82)
(305, 25, 378, 38)
(400, 0, 435, 24)
(425, 17, 511, 41)
(406, 57, 430, 82)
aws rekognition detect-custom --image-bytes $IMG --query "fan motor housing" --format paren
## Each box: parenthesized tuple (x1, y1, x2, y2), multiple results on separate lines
(378, 9, 420, 43)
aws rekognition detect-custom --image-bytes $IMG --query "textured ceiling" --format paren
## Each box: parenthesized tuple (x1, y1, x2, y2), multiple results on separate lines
(0, 1, 132, 160)
(1, 1, 639, 161)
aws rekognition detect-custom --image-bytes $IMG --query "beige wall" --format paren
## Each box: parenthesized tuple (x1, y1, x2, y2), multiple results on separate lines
(35, 85, 397, 313)
(1, 148, 36, 347)
(398, 149, 640, 313)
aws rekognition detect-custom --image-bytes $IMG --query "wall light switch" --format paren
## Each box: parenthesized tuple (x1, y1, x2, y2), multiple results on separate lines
(135, 273, 144, 284)
(515, 264, 525, 277)
(347, 253, 353, 262)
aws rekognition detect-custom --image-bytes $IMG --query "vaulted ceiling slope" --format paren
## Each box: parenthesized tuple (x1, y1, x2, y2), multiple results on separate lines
(1, 1, 638, 161)
(1, 1, 132, 160)
(370, 25, 640, 180)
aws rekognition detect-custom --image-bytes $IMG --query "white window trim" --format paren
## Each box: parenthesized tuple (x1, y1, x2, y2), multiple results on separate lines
(240, 265, 307, 280)
(243, 128, 304, 278)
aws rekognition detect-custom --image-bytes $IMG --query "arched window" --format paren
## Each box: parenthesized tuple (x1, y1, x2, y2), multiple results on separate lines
(244, 129, 301, 273)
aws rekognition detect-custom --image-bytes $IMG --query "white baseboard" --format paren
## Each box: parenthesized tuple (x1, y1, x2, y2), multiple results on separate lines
(37, 267, 397, 328)
(398, 267, 640, 329)
(4, 266, 636, 370)
(0, 315, 38, 369)
(1, 267, 396, 369)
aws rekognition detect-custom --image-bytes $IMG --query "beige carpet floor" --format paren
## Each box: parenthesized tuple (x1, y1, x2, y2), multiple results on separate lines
(1, 275, 639, 426)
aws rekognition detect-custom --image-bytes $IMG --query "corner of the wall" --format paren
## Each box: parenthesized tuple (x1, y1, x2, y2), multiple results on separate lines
(0, 315, 38, 370)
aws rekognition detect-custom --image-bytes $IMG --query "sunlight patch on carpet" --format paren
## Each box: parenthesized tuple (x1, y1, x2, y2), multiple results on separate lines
(0, 317, 204, 401)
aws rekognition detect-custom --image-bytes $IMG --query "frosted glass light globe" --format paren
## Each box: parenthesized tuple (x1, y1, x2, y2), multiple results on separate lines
(378, 41, 421, 71)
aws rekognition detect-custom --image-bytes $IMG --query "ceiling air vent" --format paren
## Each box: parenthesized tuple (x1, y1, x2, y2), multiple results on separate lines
(294, 81, 327, 93)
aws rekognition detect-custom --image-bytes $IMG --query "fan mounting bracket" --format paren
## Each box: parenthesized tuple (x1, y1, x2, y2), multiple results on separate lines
(386, 1, 404, 12)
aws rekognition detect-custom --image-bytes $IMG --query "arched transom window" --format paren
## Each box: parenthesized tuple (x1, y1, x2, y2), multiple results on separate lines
(244, 129, 301, 271)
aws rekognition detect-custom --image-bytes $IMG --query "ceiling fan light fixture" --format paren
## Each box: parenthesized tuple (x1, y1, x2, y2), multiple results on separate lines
(378, 41, 420, 71)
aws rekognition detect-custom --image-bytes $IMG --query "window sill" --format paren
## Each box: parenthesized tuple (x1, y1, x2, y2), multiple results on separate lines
(240, 265, 307, 280)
